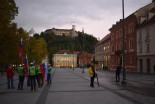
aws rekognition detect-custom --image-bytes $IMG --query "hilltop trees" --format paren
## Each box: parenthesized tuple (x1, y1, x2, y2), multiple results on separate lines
(37, 31, 98, 64)
(0, 0, 48, 65)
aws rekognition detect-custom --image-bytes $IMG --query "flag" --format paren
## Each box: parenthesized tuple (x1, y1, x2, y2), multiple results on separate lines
(41, 63, 48, 81)
(19, 38, 23, 60)
(25, 55, 29, 77)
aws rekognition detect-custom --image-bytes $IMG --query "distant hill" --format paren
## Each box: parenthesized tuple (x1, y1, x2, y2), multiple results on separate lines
(33, 31, 98, 63)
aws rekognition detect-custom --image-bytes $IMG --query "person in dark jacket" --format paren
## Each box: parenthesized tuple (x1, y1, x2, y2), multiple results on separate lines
(116, 66, 121, 82)
(7, 64, 15, 89)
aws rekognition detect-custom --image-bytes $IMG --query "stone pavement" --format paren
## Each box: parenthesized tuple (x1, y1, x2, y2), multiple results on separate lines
(0, 68, 155, 104)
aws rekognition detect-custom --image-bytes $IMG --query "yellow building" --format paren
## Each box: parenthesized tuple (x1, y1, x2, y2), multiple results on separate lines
(53, 52, 77, 68)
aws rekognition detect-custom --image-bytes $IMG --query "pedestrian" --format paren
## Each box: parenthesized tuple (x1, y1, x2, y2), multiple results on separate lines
(18, 64, 25, 90)
(116, 66, 121, 82)
(89, 63, 97, 88)
(29, 62, 37, 91)
(47, 64, 52, 85)
(36, 65, 44, 87)
(6, 64, 15, 89)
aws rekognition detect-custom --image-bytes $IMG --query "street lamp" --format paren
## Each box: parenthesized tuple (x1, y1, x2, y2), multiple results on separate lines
(122, 0, 127, 85)
(82, 27, 85, 73)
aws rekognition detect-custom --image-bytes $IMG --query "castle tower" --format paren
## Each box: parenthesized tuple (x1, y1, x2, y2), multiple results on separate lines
(72, 25, 76, 30)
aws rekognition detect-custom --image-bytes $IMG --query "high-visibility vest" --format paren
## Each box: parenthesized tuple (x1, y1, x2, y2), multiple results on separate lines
(48, 67, 52, 74)
(89, 67, 97, 77)
(37, 66, 42, 74)
(29, 66, 36, 75)
(18, 67, 25, 76)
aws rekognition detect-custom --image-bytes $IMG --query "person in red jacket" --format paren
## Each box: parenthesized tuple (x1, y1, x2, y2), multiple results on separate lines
(7, 64, 15, 89)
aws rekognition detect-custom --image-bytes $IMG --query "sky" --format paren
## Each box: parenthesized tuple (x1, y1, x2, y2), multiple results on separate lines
(14, 0, 152, 39)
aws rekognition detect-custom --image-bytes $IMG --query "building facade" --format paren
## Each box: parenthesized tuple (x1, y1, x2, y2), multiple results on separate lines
(95, 34, 111, 69)
(109, 14, 137, 72)
(53, 50, 77, 68)
(77, 51, 93, 67)
(136, 3, 155, 73)
(44, 25, 78, 37)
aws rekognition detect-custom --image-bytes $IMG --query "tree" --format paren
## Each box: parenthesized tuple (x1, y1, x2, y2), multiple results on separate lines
(28, 37, 47, 64)
(0, 0, 18, 27)
(0, 0, 18, 66)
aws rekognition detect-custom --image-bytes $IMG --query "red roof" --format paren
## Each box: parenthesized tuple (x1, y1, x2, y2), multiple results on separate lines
(57, 50, 73, 54)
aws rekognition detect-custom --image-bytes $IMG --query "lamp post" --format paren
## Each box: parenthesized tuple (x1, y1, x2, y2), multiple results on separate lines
(82, 27, 85, 73)
(122, 0, 127, 85)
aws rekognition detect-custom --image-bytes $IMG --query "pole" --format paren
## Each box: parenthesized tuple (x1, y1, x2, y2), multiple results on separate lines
(82, 27, 85, 73)
(122, 0, 127, 85)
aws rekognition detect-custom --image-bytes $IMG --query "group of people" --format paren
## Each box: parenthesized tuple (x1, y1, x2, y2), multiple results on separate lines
(6, 63, 52, 91)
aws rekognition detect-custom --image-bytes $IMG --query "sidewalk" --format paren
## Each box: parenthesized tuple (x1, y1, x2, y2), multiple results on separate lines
(0, 71, 47, 104)
(0, 68, 155, 104)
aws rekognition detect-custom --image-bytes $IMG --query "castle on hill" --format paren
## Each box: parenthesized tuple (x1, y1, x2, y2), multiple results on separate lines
(44, 25, 78, 37)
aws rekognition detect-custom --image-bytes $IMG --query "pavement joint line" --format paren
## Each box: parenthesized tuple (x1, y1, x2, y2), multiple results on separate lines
(48, 89, 128, 93)
(0, 91, 40, 95)
(67, 69, 144, 104)
(54, 78, 80, 79)
(52, 81, 88, 83)
(35, 69, 56, 104)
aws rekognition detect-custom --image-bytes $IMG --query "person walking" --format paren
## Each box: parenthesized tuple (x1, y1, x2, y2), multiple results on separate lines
(29, 62, 37, 91)
(116, 66, 121, 82)
(18, 64, 25, 90)
(89, 63, 97, 88)
(36, 65, 44, 87)
(47, 64, 52, 85)
(7, 64, 15, 89)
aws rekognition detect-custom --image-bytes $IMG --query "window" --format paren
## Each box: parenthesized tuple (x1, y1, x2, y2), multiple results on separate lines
(116, 31, 118, 39)
(129, 38, 134, 49)
(138, 16, 141, 24)
(111, 33, 114, 40)
(139, 59, 143, 72)
(119, 29, 122, 38)
(139, 45, 142, 53)
(147, 44, 150, 52)
(120, 42, 122, 50)
(139, 30, 142, 39)
(107, 45, 109, 49)
(146, 29, 149, 37)
(116, 44, 119, 51)
(129, 23, 134, 34)
(112, 45, 114, 52)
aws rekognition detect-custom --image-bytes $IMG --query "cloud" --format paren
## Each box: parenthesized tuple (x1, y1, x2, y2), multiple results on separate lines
(14, 0, 152, 38)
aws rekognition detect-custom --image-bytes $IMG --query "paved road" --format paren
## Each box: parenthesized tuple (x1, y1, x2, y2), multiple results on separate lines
(0, 68, 155, 104)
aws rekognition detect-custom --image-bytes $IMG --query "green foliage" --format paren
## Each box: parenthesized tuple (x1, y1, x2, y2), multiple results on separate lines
(0, 0, 18, 27)
(0, 0, 48, 66)
(38, 31, 98, 65)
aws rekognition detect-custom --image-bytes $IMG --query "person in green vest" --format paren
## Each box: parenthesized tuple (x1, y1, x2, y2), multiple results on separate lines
(18, 64, 25, 90)
(36, 65, 44, 87)
(29, 62, 37, 91)
(47, 64, 52, 85)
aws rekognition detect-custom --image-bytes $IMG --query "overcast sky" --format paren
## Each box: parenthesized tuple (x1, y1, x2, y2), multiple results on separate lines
(14, 0, 152, 39)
